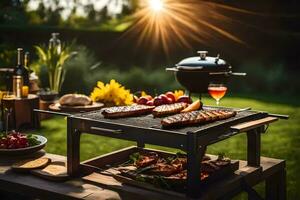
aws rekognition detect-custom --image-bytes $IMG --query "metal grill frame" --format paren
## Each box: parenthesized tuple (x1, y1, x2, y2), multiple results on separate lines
(66, 107, 269, 198)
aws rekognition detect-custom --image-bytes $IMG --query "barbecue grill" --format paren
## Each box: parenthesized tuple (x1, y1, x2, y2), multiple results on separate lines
(166, 51, 246, 97)
(65, 106, 283, 198)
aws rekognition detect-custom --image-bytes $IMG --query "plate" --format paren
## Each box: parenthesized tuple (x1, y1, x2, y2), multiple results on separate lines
(49, 102, 104, 112)
(0, 135, 47, 156)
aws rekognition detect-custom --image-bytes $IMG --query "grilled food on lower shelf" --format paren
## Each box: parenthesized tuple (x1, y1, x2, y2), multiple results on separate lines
(136, 152, 159, 168)
(102, 105, 155, 118)
(152, 102, 188, 117)
(161, 110, 237, 128)
(117, 151, 232, 187)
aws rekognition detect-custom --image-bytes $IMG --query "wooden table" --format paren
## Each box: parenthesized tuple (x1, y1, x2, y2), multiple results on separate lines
(0, 151, 286, 200)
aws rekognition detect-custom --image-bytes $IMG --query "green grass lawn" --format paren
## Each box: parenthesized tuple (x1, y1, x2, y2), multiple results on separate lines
(33, 94, 300, 199)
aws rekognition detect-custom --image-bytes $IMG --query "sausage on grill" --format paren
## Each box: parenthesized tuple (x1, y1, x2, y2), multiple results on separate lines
(152, 103, 188, 117)
(161, 110, 236, 127)
(102, 105, 155, 118)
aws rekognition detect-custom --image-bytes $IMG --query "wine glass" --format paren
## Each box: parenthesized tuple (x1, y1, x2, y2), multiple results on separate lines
(208, 83, 227, 106)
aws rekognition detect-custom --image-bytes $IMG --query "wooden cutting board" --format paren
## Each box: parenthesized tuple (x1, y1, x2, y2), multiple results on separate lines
(31, 161, 69, 181)
(12, 157, 51, 172)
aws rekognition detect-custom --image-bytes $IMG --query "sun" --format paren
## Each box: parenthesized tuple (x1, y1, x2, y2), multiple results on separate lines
(149, 0, 164, 12)
(120, 0, 247, 56)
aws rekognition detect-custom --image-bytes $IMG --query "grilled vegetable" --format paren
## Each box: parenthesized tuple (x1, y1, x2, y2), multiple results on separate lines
(152, 102, 188, 117)
(161, 110, 236, 128)
(102, 105, 155, 118)
(180, 100, 202, 113)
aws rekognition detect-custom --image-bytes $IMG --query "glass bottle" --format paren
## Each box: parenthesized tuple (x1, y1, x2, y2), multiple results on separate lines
(49, 33, 61, 54)
(24, 52, 31, 72)
(13, 48, 29, 98)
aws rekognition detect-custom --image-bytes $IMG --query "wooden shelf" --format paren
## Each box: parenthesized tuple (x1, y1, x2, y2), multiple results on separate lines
(0, 152, 285, 200)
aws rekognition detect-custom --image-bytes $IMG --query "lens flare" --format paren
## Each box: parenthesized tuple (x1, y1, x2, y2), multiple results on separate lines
(149, 0, 164, 12)
(120, 0, 251, 56)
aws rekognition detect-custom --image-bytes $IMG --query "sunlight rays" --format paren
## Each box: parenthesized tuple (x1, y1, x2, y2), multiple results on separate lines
(120, 0, 253, 56)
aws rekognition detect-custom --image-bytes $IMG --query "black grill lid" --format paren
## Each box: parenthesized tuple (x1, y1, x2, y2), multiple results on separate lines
(176, 51, 231, 72)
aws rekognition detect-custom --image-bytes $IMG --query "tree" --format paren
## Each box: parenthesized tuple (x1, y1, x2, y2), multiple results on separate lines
(0, 0, 29, 24)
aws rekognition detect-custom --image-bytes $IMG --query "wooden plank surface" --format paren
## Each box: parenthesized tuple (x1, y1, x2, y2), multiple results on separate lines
(0, 151, 120, 200)
(230, 117, 278, 133)
(0, 151, 285, 200)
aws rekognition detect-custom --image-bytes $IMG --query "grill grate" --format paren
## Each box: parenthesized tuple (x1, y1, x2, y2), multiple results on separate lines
(74, 106, 267, 135)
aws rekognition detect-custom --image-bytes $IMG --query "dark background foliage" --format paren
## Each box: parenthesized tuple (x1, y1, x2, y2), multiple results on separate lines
(0, 0, 299, 95)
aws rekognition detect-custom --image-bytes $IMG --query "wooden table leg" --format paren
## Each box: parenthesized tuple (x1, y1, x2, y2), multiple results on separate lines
(266, 167, 286, 200)
(187, 132, 206, 198)
(67, 117, 81, 177)
(247, 128, 262, 167)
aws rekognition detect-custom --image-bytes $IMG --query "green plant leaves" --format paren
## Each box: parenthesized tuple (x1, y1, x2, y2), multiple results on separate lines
(34, 43, 77, 93)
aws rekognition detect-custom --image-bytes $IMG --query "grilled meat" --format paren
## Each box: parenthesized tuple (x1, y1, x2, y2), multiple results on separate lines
(201, 172, 210, 180)
(161, 110, 237, 128)
(201, 161, 220, 174)
(152, 102, 188, 117)
(118, 151, 232, 185)
(203, 155, 211, 161)
(212, 156, 231, 167)
(102, 105, 155, 118)
(149, 162, 182, 176)
(165, 170, 209, 181)
(171, 157, 187, 171)
(166, 170, 187, 180)
(136, 152, 159, 168)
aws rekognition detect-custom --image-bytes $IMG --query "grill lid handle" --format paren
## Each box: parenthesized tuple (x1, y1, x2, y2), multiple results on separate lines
(177, 66, 204, 70)
(197, 51, 208, 60)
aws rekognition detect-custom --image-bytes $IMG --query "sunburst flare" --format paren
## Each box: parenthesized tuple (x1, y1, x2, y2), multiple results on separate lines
(121, 0, 251, 56)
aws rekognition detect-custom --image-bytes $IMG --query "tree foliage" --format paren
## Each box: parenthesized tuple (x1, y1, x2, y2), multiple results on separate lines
(0, 0, 138, 28)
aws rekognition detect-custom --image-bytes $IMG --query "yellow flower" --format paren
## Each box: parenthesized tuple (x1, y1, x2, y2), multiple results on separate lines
(90, 79, 133, 106)
(174, 90, 184, 101)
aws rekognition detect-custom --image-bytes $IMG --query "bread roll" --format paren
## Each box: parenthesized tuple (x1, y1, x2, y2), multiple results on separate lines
(59, 94, 92, 106)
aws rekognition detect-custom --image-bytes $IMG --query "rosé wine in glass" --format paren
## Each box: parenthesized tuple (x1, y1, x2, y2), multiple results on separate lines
(208, 84, 227, 106)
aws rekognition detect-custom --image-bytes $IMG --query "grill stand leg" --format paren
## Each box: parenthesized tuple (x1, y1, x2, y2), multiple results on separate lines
(247, 128, 262, 167)
(245, 127, 262, 199)
(67, 117, 81, 177)
(187, 132, 206, 198)
(265, 167, 286, 200)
